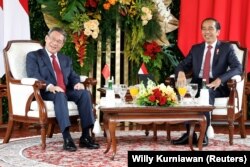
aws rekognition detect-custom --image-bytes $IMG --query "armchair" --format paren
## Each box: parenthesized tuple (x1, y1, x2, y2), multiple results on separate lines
(3, 40, 97, 149)
(165, 41, 247, 145)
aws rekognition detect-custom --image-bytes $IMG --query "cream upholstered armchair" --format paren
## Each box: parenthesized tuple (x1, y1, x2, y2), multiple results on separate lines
(165, 41, 247, 145)
(3, 40, 97, 149)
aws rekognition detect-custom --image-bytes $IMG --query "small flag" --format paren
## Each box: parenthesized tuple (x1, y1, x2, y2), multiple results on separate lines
(102, 64, 110, 80)
(138, 63, 149, 74)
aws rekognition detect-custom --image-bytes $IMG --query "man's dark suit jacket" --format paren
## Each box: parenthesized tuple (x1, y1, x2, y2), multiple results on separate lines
(26, 48, 80, 92)
(175, 41, 242, 88)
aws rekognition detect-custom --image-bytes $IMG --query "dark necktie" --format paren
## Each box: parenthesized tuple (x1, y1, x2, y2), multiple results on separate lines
(51, 54, 66, 91)
(203, 45, 213, 83)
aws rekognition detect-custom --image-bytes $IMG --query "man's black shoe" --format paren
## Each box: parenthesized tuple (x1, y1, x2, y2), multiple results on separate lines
(171, 133, 197, 145)
(63, 138, 77, 152)
(79, 136, 100, 149)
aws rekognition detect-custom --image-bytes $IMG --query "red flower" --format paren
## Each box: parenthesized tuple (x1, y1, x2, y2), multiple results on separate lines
(85, 0, 98, 9)
(72, 32, 87, 67)
(159, 96, 167, 106)
(143, 41, 161, 60)
(148, 95, 156, 102)
(152, 88, 161, 99)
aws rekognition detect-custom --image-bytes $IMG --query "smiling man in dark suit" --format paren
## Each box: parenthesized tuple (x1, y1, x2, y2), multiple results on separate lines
(26, 27, 99, 151)
(172, 18, 242, 146)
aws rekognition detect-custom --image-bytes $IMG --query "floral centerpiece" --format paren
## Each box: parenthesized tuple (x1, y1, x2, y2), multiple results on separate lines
(136, 79, 178, 106)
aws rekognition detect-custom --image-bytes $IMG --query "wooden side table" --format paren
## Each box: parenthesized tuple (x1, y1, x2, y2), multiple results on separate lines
(0, 84, 7, 125)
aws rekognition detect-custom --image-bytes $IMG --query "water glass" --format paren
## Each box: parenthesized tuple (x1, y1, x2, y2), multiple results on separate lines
(118, 84, 128, 104)
(188, 83, 198, 104)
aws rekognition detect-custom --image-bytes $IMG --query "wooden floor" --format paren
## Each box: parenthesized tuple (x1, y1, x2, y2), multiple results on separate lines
(0, 121, 249, 140)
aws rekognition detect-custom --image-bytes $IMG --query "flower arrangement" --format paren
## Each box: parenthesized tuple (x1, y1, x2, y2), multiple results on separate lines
(136, 79, 178, 106)
(37, 0, 179, 78)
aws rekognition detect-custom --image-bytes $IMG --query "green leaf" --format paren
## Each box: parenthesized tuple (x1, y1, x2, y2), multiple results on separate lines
(61, 0, 86, 22)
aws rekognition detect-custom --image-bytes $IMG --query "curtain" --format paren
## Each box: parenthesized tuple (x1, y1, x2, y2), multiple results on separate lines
(178, 0, 250, 73)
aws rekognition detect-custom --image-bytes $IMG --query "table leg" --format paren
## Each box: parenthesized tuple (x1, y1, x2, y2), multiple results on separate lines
(197, 116, 207, 151)
(103, 114, 111, 154)
(188, 122, 196, 151)
(109, 119, 117, 160)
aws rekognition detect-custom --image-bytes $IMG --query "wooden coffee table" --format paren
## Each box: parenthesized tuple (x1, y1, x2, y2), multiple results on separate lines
(100, 105, 214, 160)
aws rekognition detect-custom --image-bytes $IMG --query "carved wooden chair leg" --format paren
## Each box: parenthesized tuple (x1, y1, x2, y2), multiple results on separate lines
(3, 120, 14, 143)
(238, 115, 246, 138)
(228, 121, 234, 145)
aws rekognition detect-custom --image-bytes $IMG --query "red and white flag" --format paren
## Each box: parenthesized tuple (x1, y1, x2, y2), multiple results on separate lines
(102, 64, 110, 80)
(138, 63, 149, 74)
(0, 0, 30, 76)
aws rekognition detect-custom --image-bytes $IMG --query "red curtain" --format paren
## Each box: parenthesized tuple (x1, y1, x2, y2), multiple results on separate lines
(178, 0, 250, 73)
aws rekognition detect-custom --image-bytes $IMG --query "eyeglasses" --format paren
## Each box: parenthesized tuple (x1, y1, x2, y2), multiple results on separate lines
(47, 35, 64, 45)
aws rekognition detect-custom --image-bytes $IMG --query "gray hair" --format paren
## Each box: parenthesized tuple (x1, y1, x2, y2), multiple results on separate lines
(48, 27, 67, 42)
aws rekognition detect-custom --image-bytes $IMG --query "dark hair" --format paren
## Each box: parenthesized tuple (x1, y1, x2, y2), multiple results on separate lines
(48, 27, 67, 42)
(201, 18, 221, 30)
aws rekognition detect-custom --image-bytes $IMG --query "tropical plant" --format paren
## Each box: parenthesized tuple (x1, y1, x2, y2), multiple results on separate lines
(37, 0, 180, 79)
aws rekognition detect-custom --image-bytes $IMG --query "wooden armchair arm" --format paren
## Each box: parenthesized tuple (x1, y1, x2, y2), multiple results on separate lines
(82, 78, 97, 89)
(165, 75, 175, 87)
(24, 80, 47, 118)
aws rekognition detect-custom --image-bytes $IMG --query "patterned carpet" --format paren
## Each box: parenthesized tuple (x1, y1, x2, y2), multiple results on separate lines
(0, 130, 250, 167)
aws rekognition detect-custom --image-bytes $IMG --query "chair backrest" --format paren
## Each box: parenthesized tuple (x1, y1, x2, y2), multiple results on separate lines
(229, 41, 248, 110)
(229, 41, 248, 73)
(4, 40, 43, 80)
(3, 40, 43, 116)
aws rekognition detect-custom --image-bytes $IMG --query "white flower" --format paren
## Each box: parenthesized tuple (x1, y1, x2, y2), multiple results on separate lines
(84, 29, 92, 36)
(153, 0, 172, 23)
(142, 20, 148, 26)
(141, 6, 152, 25)
(83, 19, 100, 39)
(91, 31, 98, 39)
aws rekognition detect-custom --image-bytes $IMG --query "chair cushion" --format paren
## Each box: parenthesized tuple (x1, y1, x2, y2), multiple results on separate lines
(212, 97, 239, 115)
(30, 100, 78, 111)
(28, 100, 79, 118)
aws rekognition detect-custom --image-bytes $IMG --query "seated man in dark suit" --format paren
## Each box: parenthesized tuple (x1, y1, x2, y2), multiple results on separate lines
(26, 27, 99, 152)
(173, 18, 242, 146)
